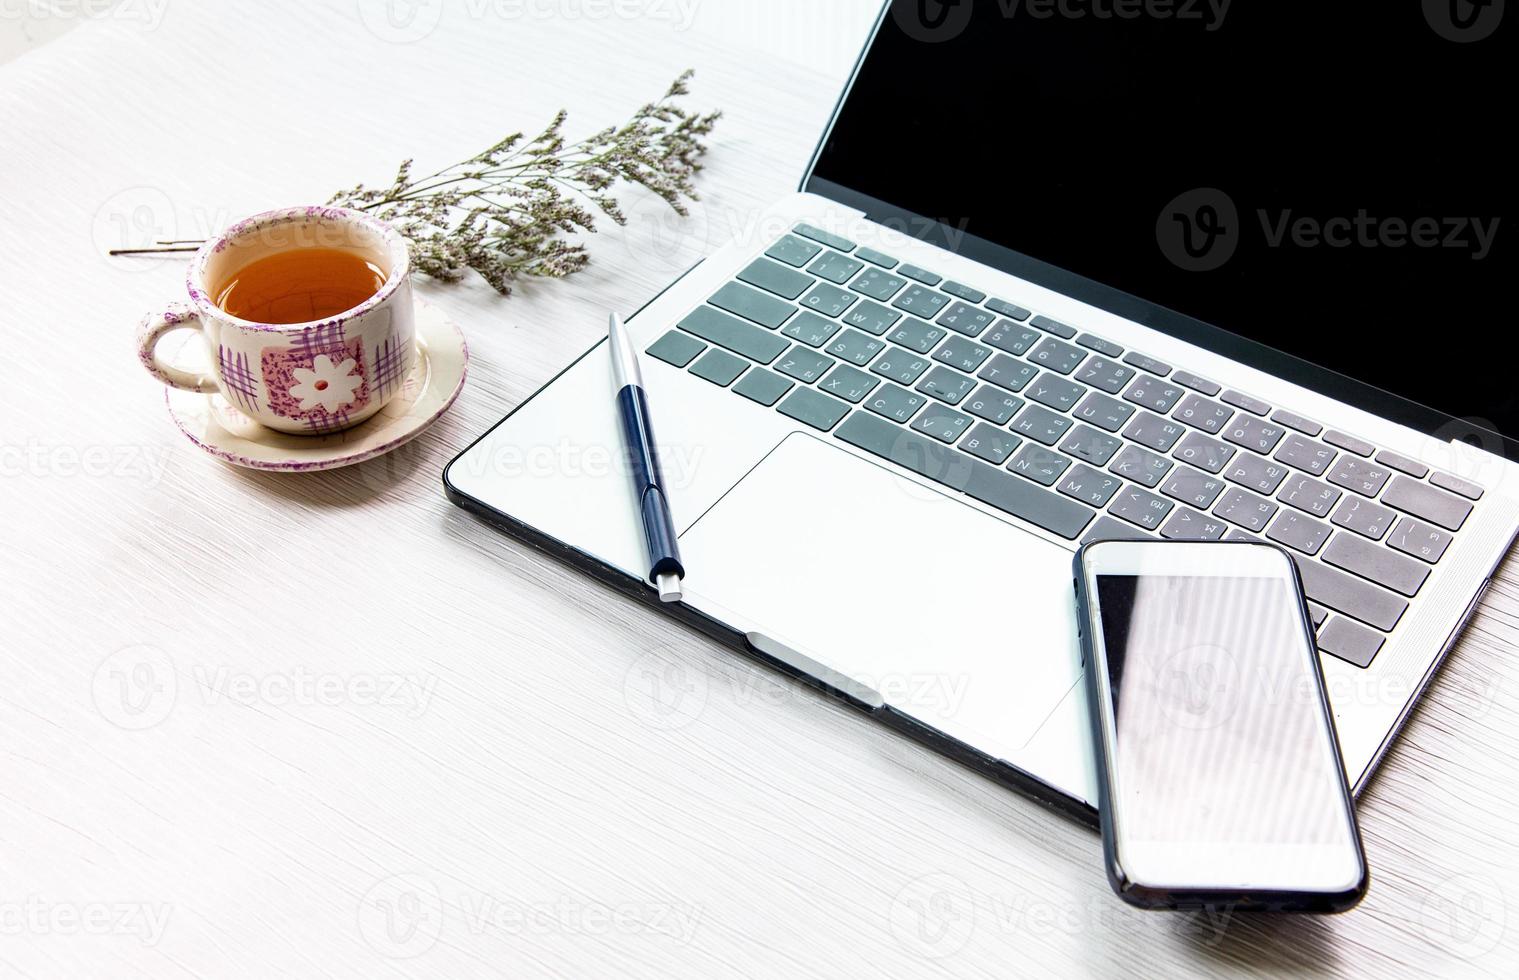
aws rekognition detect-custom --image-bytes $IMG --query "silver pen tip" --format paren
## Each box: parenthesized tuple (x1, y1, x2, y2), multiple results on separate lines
(654, 572, 683, 603)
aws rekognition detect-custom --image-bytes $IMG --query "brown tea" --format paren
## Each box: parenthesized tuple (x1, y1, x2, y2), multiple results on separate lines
(214, 248, 387, 324)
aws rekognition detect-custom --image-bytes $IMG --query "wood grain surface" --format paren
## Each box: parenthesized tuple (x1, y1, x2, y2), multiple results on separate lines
(1, 2, 1514, 976)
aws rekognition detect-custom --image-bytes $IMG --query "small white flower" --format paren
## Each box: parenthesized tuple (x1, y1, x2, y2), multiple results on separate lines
(289, 354, 362, 413)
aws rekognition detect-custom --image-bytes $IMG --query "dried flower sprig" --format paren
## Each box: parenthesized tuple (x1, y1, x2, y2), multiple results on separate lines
(325, 70, 720, 295)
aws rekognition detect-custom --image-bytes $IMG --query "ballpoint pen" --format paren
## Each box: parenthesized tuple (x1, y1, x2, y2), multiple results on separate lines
(608, 312, 686, 603)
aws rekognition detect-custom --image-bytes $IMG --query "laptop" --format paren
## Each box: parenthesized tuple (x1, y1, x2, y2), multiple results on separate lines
(445, 2, 1514, 818)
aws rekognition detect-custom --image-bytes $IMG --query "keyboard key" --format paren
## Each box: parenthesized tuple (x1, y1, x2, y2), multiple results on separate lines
(1318, 618, 1385, 668)
(1058, 464, 1124, 508)
(960, 423, 1021, 464)
(820, 364, 879, 404)
(1030, 315, 1076, 339)
(1122, 375, 1185, 413)
(775, 346, 834, 383)
(801, 282, 856, 317)
(1374, 450, 1429, 479)
(1222, 415, 1287, 455)
(1431, 471, 1484, 500)
(1109, 486, 1174, 530)
(1221, 390, 1271, 416)
(1074, 356, 1135, 395)
(1077, 333, 1124, 358)
(1061, 425, 1123, 466)
(1073, 392, 1135, 433)
(1323, 534, 1429, 597)
(1294, 557, 1408, 632)
(1173, 431, 1236, 473)
(1387, 517, 1454, 563)
(808, 251, 864, 284)
(910, 403, 975, 443)
(1027, 374, 1087, 412)
(1011, 404, 1074, 445)
(1327, 456, 1392, 498)
(1162, 466, 1227, 509)
(778, 388, 850, 431)
(780, 311, 842, 348)
(870, 347, 931, 385)
(1277, 473, 1342, 517)
(1009, 445, 1073, 486)
(1161, 507, 1227, 540)
(841, 299, 902, 336)
(984, 320, 1041, 356)
(792, 223, 854, 252)
(738, 257, 813, 300)
(1110, 445, 1173, 488)
(850, 267, 906, 302)
(826, 329, 887, 366)
(1324, 430, 1374, 457)
(765, 234, 822, 267)
(679, 306, 789, 363)
(941, 281, 986, 303)
(1274, 434, 1337, 476)
(916, 366, 977, 405)
(1171, 394, 1233, 434)
(897, 264, 941, 286)
(837, 414, 1091, 538)
(1213, 486, 1278, 532)
(732, 368, 793, 406)
(893, 285, 951, 318)
(1224, 453, 1290, 495)
(855, 246, 897, 269)
(1124, 412, 1186, 453)
(646, 330, 705, 368)
(1307, 603, 1330, 628)
(1028, 337, 1087, 374)
(937, 302, 995, 337)
(1381, 475, 1473, 531)
(1271, 409, 1322, 436)
(977, 354, 1038, 393)
(1171, 371, 1221, 396)
(864, 383, 926, 423)
(1331, 496, 1396, 540)
(1083, 516, 1151, 543)
(963, 386, 1025, 425)
(1266, 510, 1331, 555)
(689, 349, 748, 386)
(887, 317, 947, 354)
(986, 298, 1032, 320)
(933, 336, 993, 372)
(709, 282, 795, 329)
(1122, 352, 1171, 377)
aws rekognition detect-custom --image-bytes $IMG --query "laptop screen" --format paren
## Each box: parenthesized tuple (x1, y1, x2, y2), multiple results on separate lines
(811, 2, 1510, 443)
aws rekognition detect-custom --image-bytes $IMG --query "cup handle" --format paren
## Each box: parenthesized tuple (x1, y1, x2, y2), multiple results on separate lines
(135, 302, 219, 393)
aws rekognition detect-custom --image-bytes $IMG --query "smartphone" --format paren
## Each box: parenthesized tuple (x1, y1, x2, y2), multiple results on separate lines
(1074, 539, 1368, 912)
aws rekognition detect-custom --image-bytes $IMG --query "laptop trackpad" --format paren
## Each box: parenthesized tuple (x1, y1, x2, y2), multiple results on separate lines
(678, 432, 1085, 758)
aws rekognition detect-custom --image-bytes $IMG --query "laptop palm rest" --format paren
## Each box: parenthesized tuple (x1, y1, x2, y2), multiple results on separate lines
(679, 432, 1088, 762)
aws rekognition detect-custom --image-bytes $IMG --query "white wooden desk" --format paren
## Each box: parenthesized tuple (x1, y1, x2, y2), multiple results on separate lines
(1, 3, 1515, 976)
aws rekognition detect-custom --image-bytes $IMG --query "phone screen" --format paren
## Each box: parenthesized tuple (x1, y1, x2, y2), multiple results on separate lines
(1092, 565, 1362, 894)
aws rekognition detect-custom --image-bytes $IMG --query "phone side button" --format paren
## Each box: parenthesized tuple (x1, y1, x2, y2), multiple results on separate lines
(1317, 617, 1385, 668)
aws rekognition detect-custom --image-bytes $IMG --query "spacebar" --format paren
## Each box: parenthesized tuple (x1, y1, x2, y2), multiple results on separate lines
(835, 412, 1095, 540)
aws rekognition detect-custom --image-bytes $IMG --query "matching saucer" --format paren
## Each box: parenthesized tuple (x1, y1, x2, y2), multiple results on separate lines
(165, 298, 468, 472)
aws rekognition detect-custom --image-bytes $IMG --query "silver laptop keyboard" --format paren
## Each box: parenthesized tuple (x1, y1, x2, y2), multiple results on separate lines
(645, 224, 1485, 669)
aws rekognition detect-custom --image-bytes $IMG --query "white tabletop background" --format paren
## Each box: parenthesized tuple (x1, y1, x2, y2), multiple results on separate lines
(2, 2, 1515, 977)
